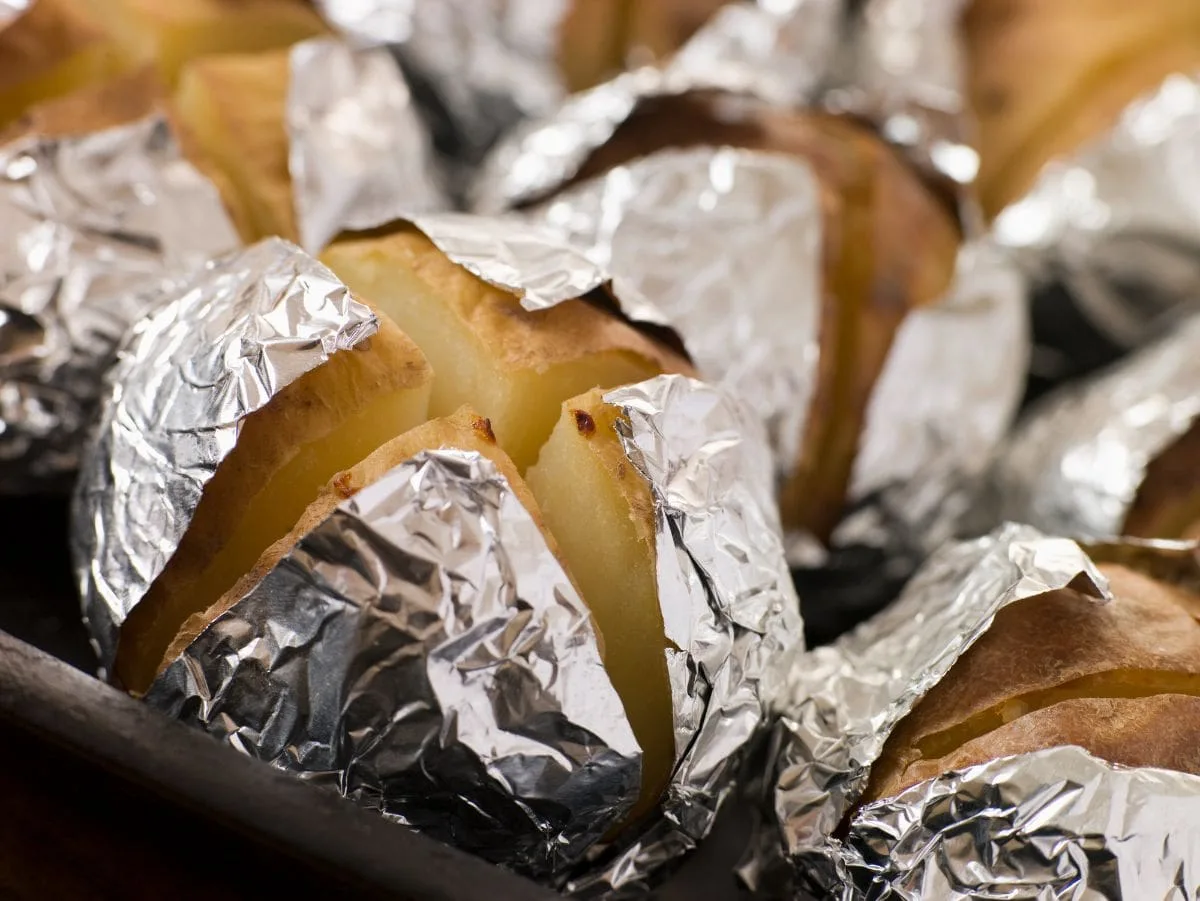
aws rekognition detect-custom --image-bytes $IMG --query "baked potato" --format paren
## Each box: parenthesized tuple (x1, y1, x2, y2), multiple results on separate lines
(962, 0, 1200, 220)
(534, 92, 962, 540)
(861, 561, 1200, 805)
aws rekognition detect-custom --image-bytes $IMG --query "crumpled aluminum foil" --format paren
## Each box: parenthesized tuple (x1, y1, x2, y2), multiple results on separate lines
(313, 0, 569, 168)
(841, 0, 978, 190)
(993, 72, 1200, 359)
(666, 0, 846, 109)
(769, 523, 1117, 895)
(0, 115, 239, 493)
(145, 447, 642, 878)
(286, 37, 447, 254)
(565, 375, 802, 897)
(71, 237, 376, 675)
(983, 313, 1200, 540)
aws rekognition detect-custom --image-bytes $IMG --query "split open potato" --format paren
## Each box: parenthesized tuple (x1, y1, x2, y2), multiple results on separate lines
(537, 92, 961, 540)
(861, 562, 1200, 804)
(962, 0, 1200, 220)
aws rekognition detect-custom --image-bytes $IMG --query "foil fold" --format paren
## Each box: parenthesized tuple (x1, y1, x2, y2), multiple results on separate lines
(565, 374, 802, 897)
(287, 37, 448, 254)
(984, 313, 1200, 539)
(993, 71, 1200, 359)
(145, 447, 642, 879)
(0, 114, 238, 492)
(71, 237, 376, 675)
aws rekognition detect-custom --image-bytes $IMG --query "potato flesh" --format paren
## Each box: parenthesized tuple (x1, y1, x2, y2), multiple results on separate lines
(322, 237, 676, 471)
(172, 51, 293, 244)
(87, 0, 325, 87)
(526, 392, 674, 827)
(117, 347, 432, 693)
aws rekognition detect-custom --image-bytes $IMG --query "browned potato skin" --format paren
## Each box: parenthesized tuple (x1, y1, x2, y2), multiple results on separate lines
(1123, 422, 1200, 540)
(862, 563, 1200, 804)
(159, 407, 558, 676)
(547, 94, 961, 540)
(558, 0, 729, 92)
(963, 0, 1200, 220)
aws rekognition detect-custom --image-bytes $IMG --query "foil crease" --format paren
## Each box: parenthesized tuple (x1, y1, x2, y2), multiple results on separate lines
(845, 744, 1200, 899)
(666, 0, 846, 109)
(530, 147, 823, 479)
(844, 0, 978, 188)
(71, 237, 377, 675)
(314, 0, 570, 167)
(0, 115, 239, 492)
(993, 71, 1200, 355)
(566, 374, 803, 898)
(769, 523, 1111, 896)
(145, 448, 641, 879)
(287, 37, 448, 254)
(984, 313, 1200, 540)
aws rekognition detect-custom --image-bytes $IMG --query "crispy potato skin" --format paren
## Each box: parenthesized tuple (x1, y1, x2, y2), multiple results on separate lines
(963, 0, 1200, 219)
(1124, 421, 1200, 540)
(548, 94, 960, 539)
(863, 563, 1200, 804)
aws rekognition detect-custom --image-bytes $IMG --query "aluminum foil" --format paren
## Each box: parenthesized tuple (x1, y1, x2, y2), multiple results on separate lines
(666, 0, 846, 109)
(0, 115, 239, 493)
(530, 146, 823, 480)
(71, 237, 376, 675)
(983, 313, 1200, 540)
(565, 375, 802, 897)
(993, 71, 1200, 357)
(314, 0, 569, 167)
(844, 744, 1200, 899)
(287, 37, 447, 254)
(842, 0, 979, 189)
(145, 447, 642, 878)
(768, 522, 1118, 896)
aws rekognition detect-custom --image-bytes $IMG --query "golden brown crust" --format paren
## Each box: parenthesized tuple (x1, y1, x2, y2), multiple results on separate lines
(864, 563, 1200, 803)
(892, 694, 1200, 794)
(963, 0, 1200, 220)
(160, 406, 553, 673)
(550, 94, 959, 538)
(328, 225, 694, 376)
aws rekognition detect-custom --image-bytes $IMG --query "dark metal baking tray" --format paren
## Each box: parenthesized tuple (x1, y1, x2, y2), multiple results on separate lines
(0, 495, 747, 900)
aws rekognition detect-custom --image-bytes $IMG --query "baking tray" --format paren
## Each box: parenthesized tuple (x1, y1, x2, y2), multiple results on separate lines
(0, 495, 749, 900)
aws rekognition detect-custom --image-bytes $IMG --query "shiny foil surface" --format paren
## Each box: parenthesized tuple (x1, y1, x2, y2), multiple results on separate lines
(0, 115, 239, 492)
(314, 0, 570, 167)
(0, 0, 29, 28)
(565, 374, 803, 898)
(531, 147, 824, 480)
(985, 314, 1200, 539)
(287, 37, 448, 254)
(846, 0, 979, 188)
(769, 523, 1114, 896)
(145, 448, 641, 879)
(993, 71, 1200, 354)
(666, 0, 845, 109)
(71, 238, 376, 675)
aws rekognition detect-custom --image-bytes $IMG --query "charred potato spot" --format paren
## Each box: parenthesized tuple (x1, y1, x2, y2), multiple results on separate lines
(573, 409, 596, 437)
(471, 415, 497, 444)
